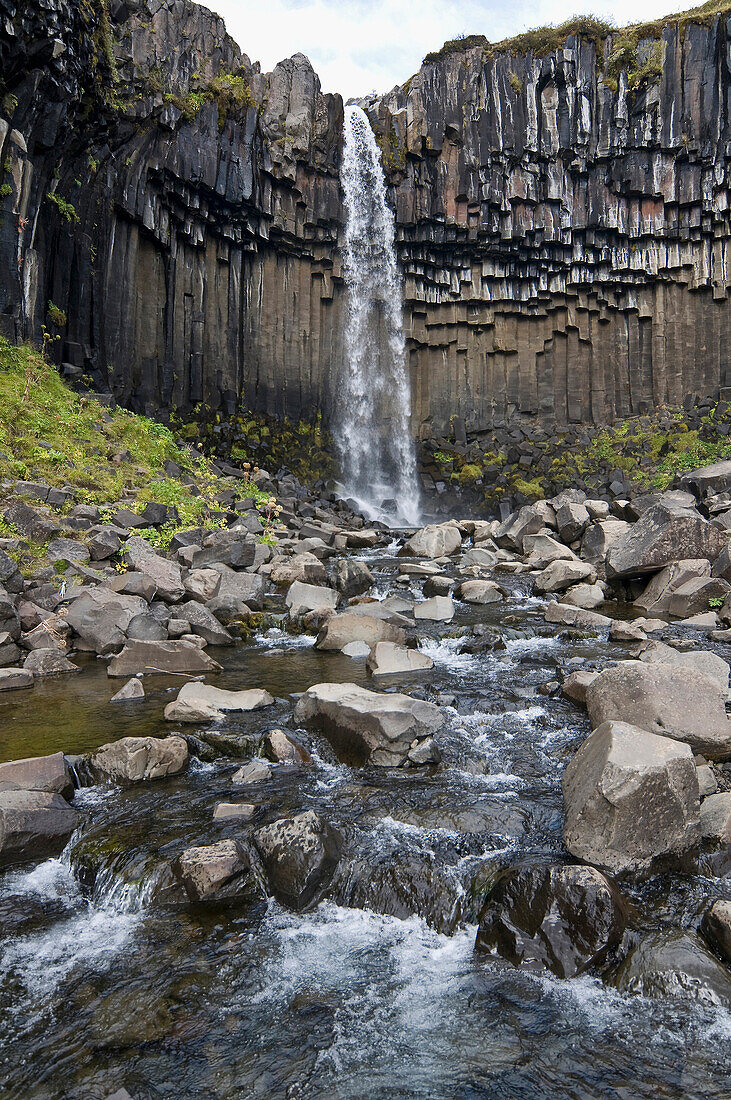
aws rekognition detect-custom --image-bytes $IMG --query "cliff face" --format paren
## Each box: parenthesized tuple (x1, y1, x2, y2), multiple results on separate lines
(3, 3, 731, 439)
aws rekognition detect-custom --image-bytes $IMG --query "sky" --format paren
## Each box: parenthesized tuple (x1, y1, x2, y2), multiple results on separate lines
(208, 0, 679, 97)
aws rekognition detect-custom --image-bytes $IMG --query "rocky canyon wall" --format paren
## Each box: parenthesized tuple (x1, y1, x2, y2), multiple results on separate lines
(3, 2, 731, 439)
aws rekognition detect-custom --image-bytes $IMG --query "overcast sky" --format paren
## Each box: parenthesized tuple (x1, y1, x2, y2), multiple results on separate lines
(208, 0, 677, 97)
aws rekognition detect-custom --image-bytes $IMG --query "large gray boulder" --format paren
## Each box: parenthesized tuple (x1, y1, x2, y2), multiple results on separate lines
(606, 504, 726, 580)
(533, 559, 595, 593)
(475, 864, 627, 978)
(400, 523, 462, 558)
(555, 501, 590, 543)
(0, 751, 73, 799)
(413, 596, 454, 622)
(294, 682, 443, 766)
(173, 839, 259, 904)
(493, 506, 546, 552)
(315, 609, 407, 651)
(285, 580, 338, 618)
(330, 558, 374, 597)
(665, 576, 731, 618)
(65, 588, 148, 654)
(164, 681, 274, 722)
(253, 810, 341, 910)
(579, 519, 632, 570)
(699, 792, 731, 844)
(106, 640, 222, 677)
(562, 721, 700, 877)
(366, 642, 434, 677)
(123, 536, 185, 602)
(0, 789, 77, 867)
(634, 558, 711, 614)
(523, 533, 577, 569)
(585, 662, 731, 760)
(635, 640, 730, 695)
(177, 600, 233, 645)
(270, 553, 327, 586)
(208, 564, 265, 612)
(679, 459, 731, 510)
(89, 735, 188, 783)
(457, 580, 504, 604)
(608, 931, 731, 1007)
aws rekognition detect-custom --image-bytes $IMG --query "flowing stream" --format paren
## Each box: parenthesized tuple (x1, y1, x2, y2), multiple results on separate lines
(1, 544, 730, 1098)
(335, 105, 420, 527)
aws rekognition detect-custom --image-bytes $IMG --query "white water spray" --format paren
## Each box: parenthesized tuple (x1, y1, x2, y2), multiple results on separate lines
(336, 105, 420, 526)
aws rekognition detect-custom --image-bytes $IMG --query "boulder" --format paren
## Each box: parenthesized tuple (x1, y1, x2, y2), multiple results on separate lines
(457, 580, 504, 604)
(580, 519, 632, 569)
(679, 459, 731, 507)
(89, 735, 188, 783)
(183, 568, 221, 602)
(699, 793, 731, 844)
(0, 790, 77, 867)
(606, 504, 726, 580)
(294, 682, 444, 767)
(697, 763, 718, 797)
(0, 751, 73, 799)
(190, 530, 257, 571)
(176, 600, 233, 645)
(462, 547, 498, 569)
(286, 581, 338, 619)
(585, 662, 731, 759)
(523, 533, 577, 569)
(665, 577, 731, 619)
(262, 729, 311, 765)
(533, 559, 595, 593)
(555, 502, 590, 543)
(110, 677, 145, 703)
(366, 642, 434, 677)
(562, 721, 700, 877)
(414, 595, 454, 622)
(270, 553, 327, 587)
(561, 583, 606, 609)
(173, 839, 258, 903)
(475, 864, 627, 978)
(213, 802, 256, 823)
(423, 575, 453, 597)
(88, 527, 122, 561)
(66, 588, 147, 654)
(635, 558, 711, 614)
(561, 669, 599, 705)
(544, 603, 611, 629)
(341, 640, 371, 657)
(3, 501, 59, 542)
(126, 613, 167, 642)
(106, 640, 222, 677)
(0, 668, 34, 691)
(608, 619, 647, 642)
(253, 810, 341, 910)
(400, 523, 462, 558)
(701, 900, 731, 965)
(23, 650, 80, 676)
(493, 506, 545, 552)
(315, 610, 407, 651)
(635, 640, 730, 695)
(123, 536, 185, 602)
(232, 759, 272, 785)
(207, 565, 265, 613)
(608, 931, 731, 1007)
(164, 681, 274, 722)
(330, 559, 373, 597)
(46, 537, 90, 565)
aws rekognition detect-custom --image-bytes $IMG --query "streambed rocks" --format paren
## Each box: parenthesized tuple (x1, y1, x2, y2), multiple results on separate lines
(253, 811, 342, 910)
(106, 640, 222, 677)
(173, 839, 260, 904)
(0, 790, 77, 867)
(315, 609, 408, 651)
(608, 931, 731, 1007)
(89, 736, 189, 784)
(294, 683, 443, 766)
(163, 682, 275, 723)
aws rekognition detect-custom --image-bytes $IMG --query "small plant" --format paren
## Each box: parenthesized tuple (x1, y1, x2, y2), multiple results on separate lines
(47, 301, 67, 328)
(709, 597, 725, 609)
(508, 71, 523, 95)
(47, 191, 80, 225)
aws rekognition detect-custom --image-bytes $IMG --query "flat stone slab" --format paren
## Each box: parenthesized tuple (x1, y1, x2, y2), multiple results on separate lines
(164, 681, 274, 722)
(107, 641, 222, 677)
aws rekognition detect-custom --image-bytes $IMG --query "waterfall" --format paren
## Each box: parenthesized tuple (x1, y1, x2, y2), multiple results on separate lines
(335, 104, 421, 527)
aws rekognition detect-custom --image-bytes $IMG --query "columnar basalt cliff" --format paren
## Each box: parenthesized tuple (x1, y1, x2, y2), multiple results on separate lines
(3, 2, 731, 439)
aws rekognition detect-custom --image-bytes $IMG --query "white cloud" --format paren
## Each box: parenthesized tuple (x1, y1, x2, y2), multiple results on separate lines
(208, 0, 681, 97)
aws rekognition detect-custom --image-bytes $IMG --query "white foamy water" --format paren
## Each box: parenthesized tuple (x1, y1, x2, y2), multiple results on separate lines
(255, 627, 317, 650)
(418, 636, 479, 673)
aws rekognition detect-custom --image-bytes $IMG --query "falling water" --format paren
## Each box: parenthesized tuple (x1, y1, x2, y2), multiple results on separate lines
(336, 105, 420, 526)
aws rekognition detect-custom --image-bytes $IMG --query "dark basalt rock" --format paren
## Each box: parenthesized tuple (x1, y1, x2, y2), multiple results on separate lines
(607, 931, 731, 1007)
(475, 864, 628, 979)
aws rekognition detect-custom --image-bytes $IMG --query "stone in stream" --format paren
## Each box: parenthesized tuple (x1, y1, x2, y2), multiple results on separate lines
(585, 662, 731, 760)
(400, 523, 462, 558)
(423, 575, 452, 597)
(23, 650, 80, 676)
(126, 612, 168, 642)
(0, 751, 73, 799)
(701, 901, 731, 965)
(562, 721, 700, 877)
(262, 729, 312, 765)
(232, 759, 272, 785)
(561, 669, 599, 705)
(544, 602, 611, 630)
(123, 535, 185, 602)
(270, 552, 328, 587)
(606, 504, 726, 580)
(634, 558, 711, 613)
(560, 582, 606, 609)
(0, 668, 34, 691)
(89, 735, 189, 783)
(341, 640, 371, 657)
(366, 641, 434, 677)
(106, 640, 222, 677)
(634, 639, 731, 695)
(110, 677, 145, 702)
(665, 577, 731, 619)
(173, 839, 259, 903)
(164, 681, 274, 722)
(285, 580, 339, 618)
(608, 619, 647, 642)
(213, 802, 256, 823)
(176, 600, 233, 645)
(493, 505, 546, 552)
(523, 533, 577, 569)
(315, 609, 407, 651)
(475, 865, 627, 978)
(253, 810, 342, 910)
(329, 558, 374, 597)
(607, 931, 731, 1007)
(533, 559, 596, 593)
(457, 580, 503, 604)
(699, 793, 731, 844)
(294, 682, 444, 767)
(0, 790, 77, 867)
(414, 596, 454, 622)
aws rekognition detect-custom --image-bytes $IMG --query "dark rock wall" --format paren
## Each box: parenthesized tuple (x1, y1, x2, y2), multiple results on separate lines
(3, 2, 731, 438)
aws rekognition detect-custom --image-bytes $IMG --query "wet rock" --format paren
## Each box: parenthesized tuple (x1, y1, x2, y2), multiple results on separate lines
(414, 596, 454, 621)
(401, 523, 462, 558)
(608, 931, 731, 1007)
(0, 790, 77, 867)
(544, 603, 611, 629)
(341, 640, 371, 657)
(294, 682, 444, 766)
(457, 580, 504, 604)
(253, 810, 342, 910)
(262, 729, 312, 765)
(330, 558, 374, 597)
(89, 735, 188, 783)
(423, 575, 452, 597)
(174, 600, 232, 645)
(286, 580, 338, 618)
(90, 987, 174, 1048)
(23, 650, 80, 676)
(701, 900, 731, 964)
(315, 609, 407, 650)
(462, 547, 498, 569)
(232, 759, 272, 785)
(110, 677, 145, 702)
(606, 505, 726, 580)
(270, 553, 328, 586)
(560, 582, 606, 609)
(173, 839, 258, 903)
(586, 662, 731, 760)
(366, 641, 434, 677)
(107, 640, 222, 677)
(534, 559, 596, 593)
(699, 793, 731, 843)
(164, 681, 274, 722)
(123, 536, 185, 602)
(406, 736, 441, 765)
(562, 721, 700, 877)
(0, 668, 34, 691)
(475, 864, 627, 978)
(562, 669, 599, 705)
(213, 802, 256, 823)
(0, 751, 73, 798)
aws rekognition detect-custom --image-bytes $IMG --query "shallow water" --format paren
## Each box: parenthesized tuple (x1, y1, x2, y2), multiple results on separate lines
(1, 549, 730, 1099)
